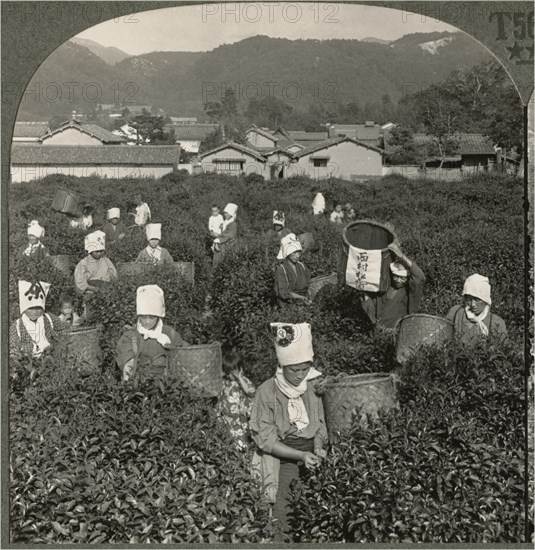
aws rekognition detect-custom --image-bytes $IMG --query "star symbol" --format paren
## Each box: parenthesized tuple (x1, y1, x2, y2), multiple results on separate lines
(506, 41, 524, 60)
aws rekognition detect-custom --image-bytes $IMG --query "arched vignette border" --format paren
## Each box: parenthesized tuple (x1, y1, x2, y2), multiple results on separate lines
(1, 0, 533, 545)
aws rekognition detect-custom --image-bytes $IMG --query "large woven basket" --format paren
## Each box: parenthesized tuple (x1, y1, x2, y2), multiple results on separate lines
(49, 255, 71, 276)
(117, 261, 194, 283)
(396, 314, 453, 364)
(321, 373, 398, 437)
(170, 342, 223, 397)
(308, 273, 338, 300)
(61, 325, 102, 372)
(51, 188, 88, 217)
(297, 232, 316, 251)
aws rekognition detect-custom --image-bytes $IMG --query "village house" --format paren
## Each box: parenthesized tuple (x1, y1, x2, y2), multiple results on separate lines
(245, 125, 300, 154)
(199, 142, 267, 177)
(326, 121, 383, 148)
(10, 144, 181, 183)
(287, 130, 329, 148)
(169, 116, 198, 125)
(13, 122, 51, 143)
(165, 123, 220, 153)
(291, 136, 384, 181)
(40, 119, 127, 146)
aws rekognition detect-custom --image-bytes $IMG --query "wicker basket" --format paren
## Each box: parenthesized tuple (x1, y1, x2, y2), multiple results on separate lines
(170, 342, 223, 397)
(308, 273, 338, 300)
(117, 261, 194, 283)
(61, 325, 102, 372)
(396, 314, 453, 364)
(321, 373, 398, 437)
(338, 220, 397, 294)
(297, 232, 316, 251)
(49, 255, 71, 276)
(51, 188, 87, 216)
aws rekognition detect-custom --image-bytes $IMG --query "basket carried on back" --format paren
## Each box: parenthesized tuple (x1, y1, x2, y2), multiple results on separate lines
(396, 314, 453, 364)
(61, 325, 102, 372)
(117, 262, 195, 283)
(49, 255, 71, 276)
(321, 373, 398, 437)
(308, 273, 338, 300)
(170, 342, 223, 397)
(338, 220, 397, 293)
(297, 232, 316, 252)
(51, 189, 90, 217)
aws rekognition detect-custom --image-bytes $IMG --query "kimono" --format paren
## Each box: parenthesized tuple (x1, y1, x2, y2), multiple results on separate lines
(250, 377, 327, 527)
(274, 258, 311, 307)
(20, 242, 50, 261)
(74, 255, 117, 294)
(10, 313, 70, 357)
(134, 203, 151, 226)
(103, 221, 128, 247)
(361, 262, 425, 329)
(446, 305, 507, 345)
(135, 246, 174, 266)
(116, 324, 188, 381)
(212, 221, 237, 267)
(216, 374, 254, 451)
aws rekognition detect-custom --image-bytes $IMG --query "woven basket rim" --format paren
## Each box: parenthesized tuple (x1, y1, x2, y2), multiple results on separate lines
(342, 219, 397, 251)
(310, 273, 337, 282)
(175, 342, 221, 351)
(321, 372, 394, 389)
(398, 314, 453, 325)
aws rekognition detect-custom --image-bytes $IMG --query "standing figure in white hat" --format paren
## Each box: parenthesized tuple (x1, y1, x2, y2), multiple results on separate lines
(10, 280, 70, 358)
(311, 187, 326, 216)
(21, 220, 49, 260)
(264, 210, 291, 258)
(74, 231, 117, 321)
(360, 241, 425, 329)
(212, 203, 239, 268)
(102, 207, 127, 251)
(446, 274, 507, 344)
(135, 223, 174, 266)
(250, 323, 327, 537)
(274, 233, 311, 307)
(116, 285, 189, 382)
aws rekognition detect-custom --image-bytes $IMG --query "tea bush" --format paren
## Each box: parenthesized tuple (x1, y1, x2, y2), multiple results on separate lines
(8, 171, 528, 543)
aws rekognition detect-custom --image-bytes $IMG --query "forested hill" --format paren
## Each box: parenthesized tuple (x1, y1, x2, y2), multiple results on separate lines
(18, 32, 493, 120)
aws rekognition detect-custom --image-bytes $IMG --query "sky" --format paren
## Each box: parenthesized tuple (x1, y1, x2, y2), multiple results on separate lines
(77, 3, 457, 55)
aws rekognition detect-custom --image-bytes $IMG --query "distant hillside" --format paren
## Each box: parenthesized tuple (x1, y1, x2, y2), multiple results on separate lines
(17, 32, 493, 121)
(361, 37, 390, 44)
(71, 37, 131, 65)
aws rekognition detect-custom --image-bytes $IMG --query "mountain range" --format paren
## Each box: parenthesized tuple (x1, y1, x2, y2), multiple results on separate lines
(17, 32, 493, 121)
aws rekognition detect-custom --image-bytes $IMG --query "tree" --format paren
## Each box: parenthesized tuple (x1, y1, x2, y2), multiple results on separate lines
(199, 126, 224, 153)
(131, 114, 174, 145)
(245, 97, 293, 128)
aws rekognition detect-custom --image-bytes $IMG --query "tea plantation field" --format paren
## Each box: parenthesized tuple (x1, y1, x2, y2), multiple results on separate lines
(8, 172, 530, 543)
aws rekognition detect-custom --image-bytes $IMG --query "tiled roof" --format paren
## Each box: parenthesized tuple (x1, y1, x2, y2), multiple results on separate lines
(41, 120, 126, 144)
(165, 124, 219, 140)
(11, 144, 181, 165)
(329, 124, 381, 142)
(293, 136, 384, 158)
(413, 133, 495, 155)
(14, 122, 50, 138)
(246, 125, 277, 142)
(199, 142, 266, 162)
(288, 131, 329, 142)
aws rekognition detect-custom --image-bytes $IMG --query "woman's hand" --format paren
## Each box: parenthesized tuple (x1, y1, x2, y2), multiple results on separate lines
(315, 448, 327, 460)
(237, 370, 255, 397)
(388, 241, 403, 258)
(301, 452, 321, 469)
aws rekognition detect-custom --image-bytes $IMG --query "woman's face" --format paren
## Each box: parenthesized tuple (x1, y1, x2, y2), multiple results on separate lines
(61, 304, 73, 316)
(110, 217, 119, 225)
(138, 315, 159, 330)
(274, 224, 283, 232)
(223, 212, 231, 221)
(28, 235, 39, 245)
(25, 307, 44, 321)
(288, 250, 301, 263)
(91, 250, 105, 259)
(148, 238, 160, 248)
(391, 274, 408, 289)
(283, 362, 312, 386)
(335, 205, 343, 213)
(464, 294, 487, 316)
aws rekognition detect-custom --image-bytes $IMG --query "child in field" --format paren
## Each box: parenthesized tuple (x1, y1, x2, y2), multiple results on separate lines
(264, 211, 291, 258)
(135, 223, 174, 266)
(330, 203, 345, 224)
(57, 294, 82, 328)
(209, 204, 224, 239)
(70, 205, 94, 230)
(311, 188, 326, 216)
(131, 194, 151, 227)
(216, 350, 256, 452)
(212, 203, 239, 267)
(21, 220, 49, 260)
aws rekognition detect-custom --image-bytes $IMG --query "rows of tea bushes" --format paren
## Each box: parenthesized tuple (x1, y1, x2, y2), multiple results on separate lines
(8, 171, 529, 542)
